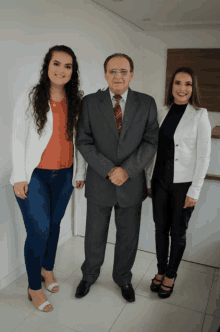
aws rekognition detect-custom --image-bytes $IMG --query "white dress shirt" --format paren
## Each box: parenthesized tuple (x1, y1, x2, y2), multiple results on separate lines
(109, 89, 128, 119)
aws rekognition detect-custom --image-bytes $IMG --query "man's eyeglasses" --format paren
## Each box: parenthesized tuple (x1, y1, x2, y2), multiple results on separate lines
(106, 70, 130, 76)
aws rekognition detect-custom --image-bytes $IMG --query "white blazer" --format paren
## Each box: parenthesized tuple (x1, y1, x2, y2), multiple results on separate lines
(146, 103, 211, 200)
(10, 90, 87, 186)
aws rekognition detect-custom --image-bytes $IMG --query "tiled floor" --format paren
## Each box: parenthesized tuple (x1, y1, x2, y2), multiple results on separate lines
(0, 236, 219, 332)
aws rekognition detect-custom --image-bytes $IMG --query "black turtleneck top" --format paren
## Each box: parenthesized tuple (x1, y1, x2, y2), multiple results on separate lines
(155, 103, 188, 164)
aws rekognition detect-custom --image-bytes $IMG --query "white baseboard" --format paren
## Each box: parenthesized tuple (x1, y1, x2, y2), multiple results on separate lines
(0, 229, 74, 291)
(58, 228, 74, 246)
(0, 264, 26, 291)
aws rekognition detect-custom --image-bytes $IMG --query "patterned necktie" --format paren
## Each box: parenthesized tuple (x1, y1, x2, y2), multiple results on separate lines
(113, 94, 122, 134)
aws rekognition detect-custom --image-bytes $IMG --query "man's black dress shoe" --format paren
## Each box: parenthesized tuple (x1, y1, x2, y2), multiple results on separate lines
(120, 284, 135, 302)
(75, 280, 91, 298)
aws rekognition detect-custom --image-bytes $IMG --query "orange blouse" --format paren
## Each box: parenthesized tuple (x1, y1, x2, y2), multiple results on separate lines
(37, 98, 73, 170)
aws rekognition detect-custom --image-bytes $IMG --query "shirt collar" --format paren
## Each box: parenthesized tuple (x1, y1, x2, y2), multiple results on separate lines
(109, 89, 129, 103)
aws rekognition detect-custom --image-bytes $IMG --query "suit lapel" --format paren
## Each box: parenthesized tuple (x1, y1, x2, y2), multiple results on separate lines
(98, 88, 119, 139)
(97, 88, 139, 140)
(120, 88, 139, 140)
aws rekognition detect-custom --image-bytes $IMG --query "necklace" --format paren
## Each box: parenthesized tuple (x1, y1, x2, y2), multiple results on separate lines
(50, 96, 65, 107)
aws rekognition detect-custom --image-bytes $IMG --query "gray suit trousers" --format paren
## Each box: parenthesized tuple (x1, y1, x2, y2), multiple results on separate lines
(81, 200, 142, 286)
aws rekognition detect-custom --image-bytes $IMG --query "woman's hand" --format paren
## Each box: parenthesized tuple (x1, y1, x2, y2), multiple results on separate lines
(76, 181, 85, 189)
(14, 182, 28, 199)
(183, 195, 197, 208)
(147, 188, 152, 199)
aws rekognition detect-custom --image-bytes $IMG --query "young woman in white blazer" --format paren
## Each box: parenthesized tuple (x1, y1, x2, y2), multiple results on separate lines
(146, 67, 211, 298)
(10, 45, 86, 312)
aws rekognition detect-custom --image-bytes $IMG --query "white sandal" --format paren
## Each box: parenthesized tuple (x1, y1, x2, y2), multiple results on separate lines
(38, 300, 52, 311)
(28, 287, 52, 312)
(41, 275, 59, 292)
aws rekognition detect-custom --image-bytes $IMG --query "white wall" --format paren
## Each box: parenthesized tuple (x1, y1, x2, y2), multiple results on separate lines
(0, 0, 166, 290)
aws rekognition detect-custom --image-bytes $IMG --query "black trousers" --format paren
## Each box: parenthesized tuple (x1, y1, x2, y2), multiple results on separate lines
(151, 160, 194, 279)
(81, 200, 142, 286)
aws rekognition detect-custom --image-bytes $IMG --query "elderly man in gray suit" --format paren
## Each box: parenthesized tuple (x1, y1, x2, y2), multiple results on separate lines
(75, 53, 159, 302)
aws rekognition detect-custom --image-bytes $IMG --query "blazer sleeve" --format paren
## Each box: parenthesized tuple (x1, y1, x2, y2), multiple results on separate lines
(121, 97, 159, 179)
(11, 91, 31, 184)
(75, 97, 115, 178)
(187, 109, 211, 200)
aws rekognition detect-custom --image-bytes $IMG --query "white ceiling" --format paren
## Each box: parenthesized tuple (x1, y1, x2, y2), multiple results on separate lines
(92, 0, 220, 31)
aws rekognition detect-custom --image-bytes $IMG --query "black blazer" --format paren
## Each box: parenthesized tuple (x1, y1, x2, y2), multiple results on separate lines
(76, 88, 159, 207)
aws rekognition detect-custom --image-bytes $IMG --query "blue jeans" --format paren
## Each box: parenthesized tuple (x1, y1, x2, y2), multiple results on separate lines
(15, 166, 73, 290)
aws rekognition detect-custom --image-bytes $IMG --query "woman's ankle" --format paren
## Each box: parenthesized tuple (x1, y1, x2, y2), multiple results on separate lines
(155, 274, 165, 282)
(165, 273, 176, 280)
(42, 268, 53, 273)
(29, 287, 42, 292)
(157, 273, 165, 278)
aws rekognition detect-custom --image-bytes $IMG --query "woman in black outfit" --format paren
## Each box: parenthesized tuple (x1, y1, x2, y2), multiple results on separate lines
(146, 67, 211, 298)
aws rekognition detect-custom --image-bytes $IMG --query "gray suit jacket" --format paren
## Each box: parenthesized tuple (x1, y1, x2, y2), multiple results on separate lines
(76, 88, 159, 207)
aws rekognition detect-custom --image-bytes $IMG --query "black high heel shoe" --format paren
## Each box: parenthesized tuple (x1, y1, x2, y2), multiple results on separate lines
(150, 275, 165, 292)
(158, 277, 176, 298)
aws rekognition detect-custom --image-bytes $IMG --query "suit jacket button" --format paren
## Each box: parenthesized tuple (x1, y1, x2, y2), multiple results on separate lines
(175, 159, 178, 161)
(176, 144, 178, 146)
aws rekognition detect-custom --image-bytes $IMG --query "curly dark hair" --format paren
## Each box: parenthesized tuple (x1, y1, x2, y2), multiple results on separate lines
(28, 45, 83, 139)
(165, 67, 201, 109)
